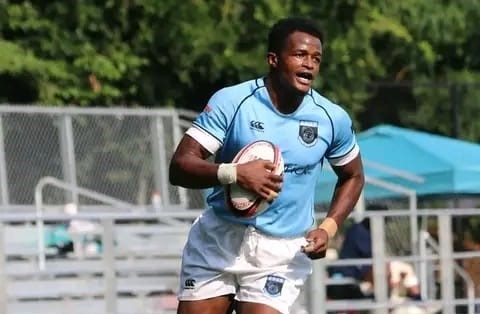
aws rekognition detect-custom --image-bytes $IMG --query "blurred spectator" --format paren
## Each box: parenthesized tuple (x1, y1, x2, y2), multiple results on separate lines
(389, 260, 421, 301)
(64, 203, 102, 258)
(327, 204, 382, 301)
(45, 222, 74, 257)
(327, 204, 422, 303)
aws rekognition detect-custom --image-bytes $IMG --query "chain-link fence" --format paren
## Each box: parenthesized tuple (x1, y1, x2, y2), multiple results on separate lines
(0, 106, 205, 210)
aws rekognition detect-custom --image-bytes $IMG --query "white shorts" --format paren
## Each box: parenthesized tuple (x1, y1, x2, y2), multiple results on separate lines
(178, 210, 312, 314)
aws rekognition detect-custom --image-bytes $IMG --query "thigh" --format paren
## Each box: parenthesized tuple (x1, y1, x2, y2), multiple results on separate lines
(235, 300, 280, 314)
(177, 294, 235, 314)
(236, 233, 312, 314)
(178, 210, 241, 300)
(236, 273, 302, 314)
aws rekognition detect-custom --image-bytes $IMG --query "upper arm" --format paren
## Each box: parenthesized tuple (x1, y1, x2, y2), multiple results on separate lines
(326, 107, 360, 168)
(332, 153, 364, 181)
(170, 88, 236, 176)
(169, 135, 212, 183)
(326, 107, 363, 181)
(188, 88, 237, 154)
(172, 135, 212, 162)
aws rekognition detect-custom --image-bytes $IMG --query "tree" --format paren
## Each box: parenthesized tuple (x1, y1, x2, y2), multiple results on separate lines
(1, 0, 479, 140)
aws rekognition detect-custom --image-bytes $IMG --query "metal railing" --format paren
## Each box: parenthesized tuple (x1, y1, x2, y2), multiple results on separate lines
(309, 208, 480, 314)
(34, 177, 189, 271)
(323, 162, 422, 259)
(420, 230, 476, 314)
(2, 208, 480, 314)
(0, 210, 199, 314)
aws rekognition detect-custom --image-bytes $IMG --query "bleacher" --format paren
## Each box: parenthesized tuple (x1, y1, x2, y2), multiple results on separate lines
(2, 217, 190, 314)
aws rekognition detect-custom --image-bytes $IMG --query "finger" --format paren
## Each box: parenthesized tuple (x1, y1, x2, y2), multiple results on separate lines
(258, 187, 276, 200)
(262, 161, 276, 171)
(301, 239, 315, 253)
(301, 239, 327, 259)
(264, 181, 282, 192)
(266, 190, 278, 202)
(268, 173, 284, 183)
(258, 189, 271, 200)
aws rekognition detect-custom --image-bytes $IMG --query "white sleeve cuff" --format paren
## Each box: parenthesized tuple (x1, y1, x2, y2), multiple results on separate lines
(185, 126, 222, 155)
(328, 144, 360, 166)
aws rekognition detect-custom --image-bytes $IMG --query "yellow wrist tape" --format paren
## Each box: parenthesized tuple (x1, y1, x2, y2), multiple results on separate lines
(319, 217, 338, 239)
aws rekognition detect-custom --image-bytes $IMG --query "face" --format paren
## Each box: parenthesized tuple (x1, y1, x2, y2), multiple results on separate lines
(268, 31, 322, 94)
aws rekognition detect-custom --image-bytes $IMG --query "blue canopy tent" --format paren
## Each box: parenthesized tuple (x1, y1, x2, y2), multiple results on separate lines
(315, 124, 480, 204)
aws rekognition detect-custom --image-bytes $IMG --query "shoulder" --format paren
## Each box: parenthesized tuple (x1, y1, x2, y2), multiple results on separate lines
(307, 90, 351, 123)
(210, 78, 263, 104)
(199, 78, 264, 122)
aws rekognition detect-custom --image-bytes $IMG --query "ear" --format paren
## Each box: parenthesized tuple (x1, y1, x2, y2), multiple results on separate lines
(267, 52, 278, 68)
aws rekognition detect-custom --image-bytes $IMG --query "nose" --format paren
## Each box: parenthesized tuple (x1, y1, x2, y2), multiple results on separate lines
(302, 56, 314, 69)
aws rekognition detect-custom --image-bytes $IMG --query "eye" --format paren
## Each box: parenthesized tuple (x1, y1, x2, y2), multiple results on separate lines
(294, 51, 307, 58)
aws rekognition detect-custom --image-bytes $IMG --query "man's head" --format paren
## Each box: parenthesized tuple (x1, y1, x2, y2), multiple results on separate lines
(267, 17, 324, 95)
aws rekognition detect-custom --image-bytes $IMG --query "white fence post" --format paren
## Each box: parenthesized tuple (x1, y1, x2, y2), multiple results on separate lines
(438, 214, 455, 313)
(172, 111, 188, 207)
(150, 116, 170, 208)
(307, 261, 327, 314)
(0, 222, 7, 314)
(0, 115, 9, 206)
(371, 215, 388, 314)
(102, 218, 117, 314)
(58, 114, 78, 204)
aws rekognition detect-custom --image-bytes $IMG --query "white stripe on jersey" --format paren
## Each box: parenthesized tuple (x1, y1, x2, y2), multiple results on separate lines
(185, 126, 222, 155)
(328, 143, 359, 166)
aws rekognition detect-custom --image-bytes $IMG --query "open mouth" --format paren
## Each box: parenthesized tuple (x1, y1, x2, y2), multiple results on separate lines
(296, 72, 313, 84)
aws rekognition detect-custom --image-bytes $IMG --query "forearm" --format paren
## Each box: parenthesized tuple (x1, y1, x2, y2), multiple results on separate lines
(169, 153, 221, 189)
(327, 173, 364, 226)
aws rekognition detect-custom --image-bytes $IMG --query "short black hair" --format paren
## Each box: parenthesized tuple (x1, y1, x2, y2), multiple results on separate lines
(267, 17, 324, 54)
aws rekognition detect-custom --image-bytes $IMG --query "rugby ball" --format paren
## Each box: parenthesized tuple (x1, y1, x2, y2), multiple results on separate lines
(225, 140, 284, 217)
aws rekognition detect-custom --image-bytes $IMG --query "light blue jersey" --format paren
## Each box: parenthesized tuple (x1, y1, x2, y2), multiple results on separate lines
(191, 78, 358, 237)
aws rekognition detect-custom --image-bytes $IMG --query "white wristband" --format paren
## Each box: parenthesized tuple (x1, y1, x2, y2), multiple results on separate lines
(217, 163, 237, 185)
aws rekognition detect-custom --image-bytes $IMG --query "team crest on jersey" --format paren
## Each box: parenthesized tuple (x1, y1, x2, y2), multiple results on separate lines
(263, 275, 285, 297)
(298, 120, 318, 147)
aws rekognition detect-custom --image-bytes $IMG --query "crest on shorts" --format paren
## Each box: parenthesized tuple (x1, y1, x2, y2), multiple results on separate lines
(298, 120, 318, 147)
(263, 275, 285, 297)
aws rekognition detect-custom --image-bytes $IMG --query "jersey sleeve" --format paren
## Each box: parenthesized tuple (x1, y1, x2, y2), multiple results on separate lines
(186, 88, 236, 154)
(326, 108, 359, 166)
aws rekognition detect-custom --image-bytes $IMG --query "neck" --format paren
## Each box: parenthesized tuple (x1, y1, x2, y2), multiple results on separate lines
(265, 74, 306, 114)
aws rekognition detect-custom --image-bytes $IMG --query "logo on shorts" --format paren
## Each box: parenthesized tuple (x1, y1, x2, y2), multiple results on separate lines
(184, 278, 196, 289)
(263, 275, 285, 297)
(298, 120, 318, 147)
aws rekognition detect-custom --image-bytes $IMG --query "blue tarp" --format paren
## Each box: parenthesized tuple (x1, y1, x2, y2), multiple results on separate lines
(315, 124, 480, 203)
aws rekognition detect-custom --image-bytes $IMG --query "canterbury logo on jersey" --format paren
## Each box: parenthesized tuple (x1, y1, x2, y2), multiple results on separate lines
(184, 279, 196, 289)
(249, 120, 264, 131)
